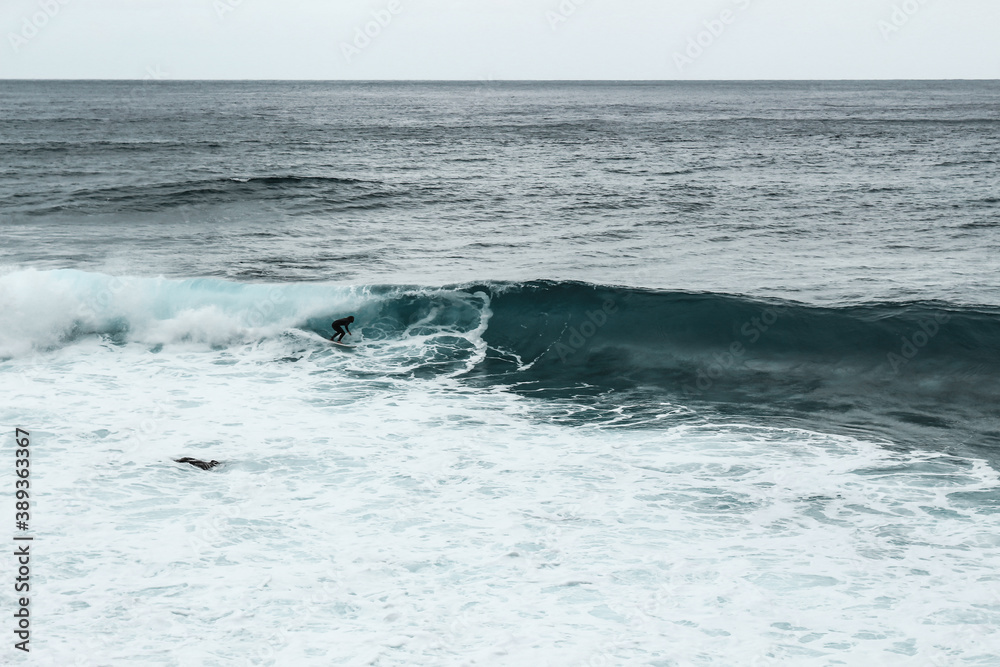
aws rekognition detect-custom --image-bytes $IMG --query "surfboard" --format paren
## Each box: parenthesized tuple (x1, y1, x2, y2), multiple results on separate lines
(331, 341, 355, 348)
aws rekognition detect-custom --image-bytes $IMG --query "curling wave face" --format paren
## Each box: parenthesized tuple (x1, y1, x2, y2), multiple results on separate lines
(472, 281, 1000, 456)
(2, 269, 997, 456)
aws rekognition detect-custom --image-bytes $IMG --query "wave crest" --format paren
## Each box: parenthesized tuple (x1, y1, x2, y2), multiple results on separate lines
(2, 271, 997, 450)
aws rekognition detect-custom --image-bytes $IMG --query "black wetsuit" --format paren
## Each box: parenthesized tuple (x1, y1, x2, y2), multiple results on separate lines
(331, 317, 352, 342)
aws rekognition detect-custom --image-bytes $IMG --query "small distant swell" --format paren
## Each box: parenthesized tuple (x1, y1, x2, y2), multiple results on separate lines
(3, 175, 392, 215)
(0, 140, 223, 155)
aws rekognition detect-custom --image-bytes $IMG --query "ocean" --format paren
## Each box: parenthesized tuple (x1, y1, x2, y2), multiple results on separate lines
(1, 80, 999, 665)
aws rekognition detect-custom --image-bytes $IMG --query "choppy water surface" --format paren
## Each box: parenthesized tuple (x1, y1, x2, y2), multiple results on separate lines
(1, 81, 999, 665)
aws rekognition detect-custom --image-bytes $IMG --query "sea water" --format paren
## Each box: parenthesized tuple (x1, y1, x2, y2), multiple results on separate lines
(1, 81, 999, 665)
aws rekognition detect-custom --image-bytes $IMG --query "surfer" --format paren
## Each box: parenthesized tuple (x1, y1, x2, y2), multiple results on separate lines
(331, 316, 354, 342)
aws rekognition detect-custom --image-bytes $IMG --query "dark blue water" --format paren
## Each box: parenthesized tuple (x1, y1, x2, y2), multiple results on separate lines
(2, 80, 998, 300)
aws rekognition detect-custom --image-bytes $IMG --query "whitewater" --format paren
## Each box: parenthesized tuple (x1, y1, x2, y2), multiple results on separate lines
(3, 267, 999, 665)
(2, 80, 999, 665)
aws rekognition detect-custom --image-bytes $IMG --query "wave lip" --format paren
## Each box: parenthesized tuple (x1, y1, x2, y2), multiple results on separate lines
(0, 270, 494, 382)
(0, 269, 343, 356)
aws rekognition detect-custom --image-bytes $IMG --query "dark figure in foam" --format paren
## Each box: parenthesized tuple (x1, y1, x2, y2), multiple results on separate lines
(174, 457, 220, 470)
(331, 316, 354, 342)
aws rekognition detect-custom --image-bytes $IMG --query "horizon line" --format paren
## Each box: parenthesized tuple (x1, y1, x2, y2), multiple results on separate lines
(2, 77, 1000, 83)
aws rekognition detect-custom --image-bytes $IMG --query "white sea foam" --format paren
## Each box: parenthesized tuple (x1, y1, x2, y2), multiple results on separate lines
(3, 331, 998, 665)
(0, 269, 483, 359)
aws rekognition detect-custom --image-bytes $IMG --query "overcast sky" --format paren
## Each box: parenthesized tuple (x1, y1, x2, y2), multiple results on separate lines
(1, 0, 998, 80)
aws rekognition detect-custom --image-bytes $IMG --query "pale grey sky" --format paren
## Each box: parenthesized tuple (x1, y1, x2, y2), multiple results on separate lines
(1, 0, 998, 79)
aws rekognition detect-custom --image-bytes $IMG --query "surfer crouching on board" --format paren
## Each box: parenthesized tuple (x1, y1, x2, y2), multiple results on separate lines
(331, 316, 354, 342)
